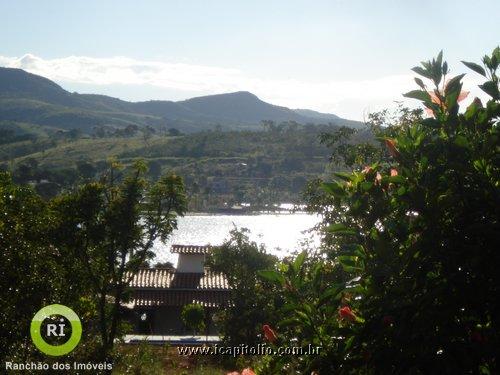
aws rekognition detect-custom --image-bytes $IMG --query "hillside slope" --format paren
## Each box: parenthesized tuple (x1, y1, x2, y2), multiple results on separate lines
(0, 67, 363, 132)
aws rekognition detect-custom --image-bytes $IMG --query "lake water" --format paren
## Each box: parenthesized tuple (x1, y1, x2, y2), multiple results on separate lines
(152, 213, 321, 264)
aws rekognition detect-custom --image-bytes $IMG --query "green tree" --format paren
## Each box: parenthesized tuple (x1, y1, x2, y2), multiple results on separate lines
(260, 48, 500, 374)
(181, 304, 205, 335)
(148, 160, 162, 181)
(76, 161, 96, 180)
(0, 172, 65, 363)
(206, 228, 278, 347)
(141, 126, 155, 148)
(13, 158, 39, 183)
(168, 128, 181, 136)
(319, 125, 383, 170)
(68, 128, 82, 140)
(50, 161, 188, 359)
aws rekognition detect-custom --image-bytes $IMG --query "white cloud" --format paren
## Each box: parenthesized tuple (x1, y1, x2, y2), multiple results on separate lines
(0, 53, 489, 120)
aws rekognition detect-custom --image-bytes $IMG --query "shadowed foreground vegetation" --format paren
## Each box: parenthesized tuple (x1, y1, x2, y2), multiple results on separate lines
(0, 49, 498, 374)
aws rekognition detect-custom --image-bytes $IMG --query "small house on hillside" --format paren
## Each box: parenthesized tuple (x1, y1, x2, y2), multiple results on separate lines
(125, 245, 231, 336)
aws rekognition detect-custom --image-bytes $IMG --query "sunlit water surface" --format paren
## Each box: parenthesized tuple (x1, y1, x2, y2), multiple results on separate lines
(152, 213, 321, 264)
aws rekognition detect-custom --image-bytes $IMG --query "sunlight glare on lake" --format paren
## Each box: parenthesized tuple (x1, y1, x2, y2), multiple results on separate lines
(152, 213, 321, 264)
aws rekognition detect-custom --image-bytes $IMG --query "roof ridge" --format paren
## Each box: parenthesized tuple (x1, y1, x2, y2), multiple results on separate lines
(171, 244, 212, 254)
(125, 269, 230, 290)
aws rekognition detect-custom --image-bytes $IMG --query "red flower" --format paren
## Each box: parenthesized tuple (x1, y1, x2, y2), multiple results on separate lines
(428, 86, 469, 105)
(384, 139, 400, 159)
(382, 315, 394, 327)
(425, 82, 469, 117)
(227, 371, 256, 375)
(470, 330, 485, 343)
(390, 168, 398, 177)
(338, 306, 357, 322)
(263, 324, 278, 343)
(284, 281, 295, 292)
(362, 166, 373, 174)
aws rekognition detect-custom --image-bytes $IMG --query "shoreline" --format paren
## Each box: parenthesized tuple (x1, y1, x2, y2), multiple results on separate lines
(184, 210, 311, 216)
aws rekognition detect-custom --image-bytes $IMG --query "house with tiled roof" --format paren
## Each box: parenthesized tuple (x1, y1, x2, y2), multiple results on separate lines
(125, 245, 231, 336)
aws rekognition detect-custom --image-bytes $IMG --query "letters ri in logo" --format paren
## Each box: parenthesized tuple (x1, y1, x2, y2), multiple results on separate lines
(30, 304, 82, 356)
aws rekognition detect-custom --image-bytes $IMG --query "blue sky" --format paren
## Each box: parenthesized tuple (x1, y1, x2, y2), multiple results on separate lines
(1, 0, 499, 119)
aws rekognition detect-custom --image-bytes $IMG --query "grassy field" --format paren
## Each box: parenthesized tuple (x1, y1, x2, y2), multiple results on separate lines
(0, 128, 344, 209)
(10, 137, 167, 166)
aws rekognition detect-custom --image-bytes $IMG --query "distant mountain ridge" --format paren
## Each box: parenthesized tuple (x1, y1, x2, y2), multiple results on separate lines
(0, 67, 363, 132)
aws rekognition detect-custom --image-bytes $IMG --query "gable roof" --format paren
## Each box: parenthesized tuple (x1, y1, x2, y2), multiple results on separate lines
(128, 268, 229, 290)
(133, 290, 230, 307)
(171, 244, 212, 254)
(125, 268, 231, 308)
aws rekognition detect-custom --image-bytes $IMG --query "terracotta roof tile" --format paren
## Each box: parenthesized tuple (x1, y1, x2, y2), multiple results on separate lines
(127, 268, 230, 290)
(133, 290, 231, 307)
(171, 244, 212, 254)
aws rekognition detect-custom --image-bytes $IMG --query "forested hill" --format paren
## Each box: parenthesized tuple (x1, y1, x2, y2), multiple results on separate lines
(0, 67, 363, 134)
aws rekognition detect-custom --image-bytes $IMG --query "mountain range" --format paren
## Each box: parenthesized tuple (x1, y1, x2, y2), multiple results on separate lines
(0, 67, 363, 133)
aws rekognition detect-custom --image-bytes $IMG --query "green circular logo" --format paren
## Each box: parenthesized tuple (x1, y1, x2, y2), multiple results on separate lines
(30, 304, 82, 356)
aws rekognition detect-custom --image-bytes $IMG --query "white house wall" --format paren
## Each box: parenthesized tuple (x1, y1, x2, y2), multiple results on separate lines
(176, 254, 205, 273)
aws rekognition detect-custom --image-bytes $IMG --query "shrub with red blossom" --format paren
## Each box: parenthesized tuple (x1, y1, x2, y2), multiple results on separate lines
(258, 48, 500, 375)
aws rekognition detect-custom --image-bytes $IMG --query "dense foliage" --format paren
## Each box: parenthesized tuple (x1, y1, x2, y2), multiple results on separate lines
(206, 229, 279, 348)
(259, 49, 500, 374)
(0, 172, 66, 363)
(1, 48, 498, 374)
(51, 161, 187, 358)
(0, 123, 372, 210)
(0, 161, 187, 363)
(181, 304, 206, 335)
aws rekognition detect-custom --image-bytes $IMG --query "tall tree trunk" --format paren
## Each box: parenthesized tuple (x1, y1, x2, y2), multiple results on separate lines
(98, 290, 109, 359)
(107, 283, 124, 354)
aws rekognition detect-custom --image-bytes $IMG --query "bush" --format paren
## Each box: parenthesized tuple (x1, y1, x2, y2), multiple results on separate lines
(206, 228, 279, 348)
(181, 304, 205, 335)
(259, 48, 500, 374)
